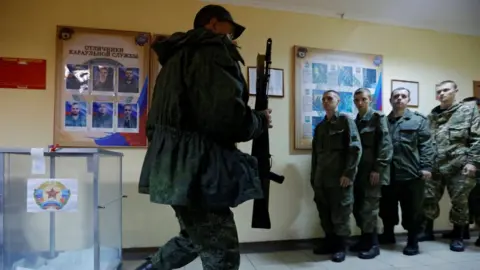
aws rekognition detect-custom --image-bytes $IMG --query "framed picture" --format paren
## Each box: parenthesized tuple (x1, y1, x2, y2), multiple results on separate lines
(54, 26, 151, 148)
(391, 80, 419, 108)
(247, 66, 284, 97)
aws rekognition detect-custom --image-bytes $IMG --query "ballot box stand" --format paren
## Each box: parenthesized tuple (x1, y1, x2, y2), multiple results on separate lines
(0, 148, 124, 270)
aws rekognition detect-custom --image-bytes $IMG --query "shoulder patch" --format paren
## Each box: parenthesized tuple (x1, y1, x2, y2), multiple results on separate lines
(414, 111, 427, 119)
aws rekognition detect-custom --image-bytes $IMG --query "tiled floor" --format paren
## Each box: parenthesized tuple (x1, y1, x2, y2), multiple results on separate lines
(122, 238, 480, 270)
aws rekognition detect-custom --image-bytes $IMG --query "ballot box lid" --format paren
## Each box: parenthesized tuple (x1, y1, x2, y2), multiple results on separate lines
(0, 147, 123, 157)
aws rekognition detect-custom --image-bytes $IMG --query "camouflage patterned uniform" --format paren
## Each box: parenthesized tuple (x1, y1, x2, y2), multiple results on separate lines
(311, 111, 362, 259)
(424, 102, 480, 245)
(136, 7, 267, 270)
(351, 108, 393, 258)
(149, 206, 239, 270)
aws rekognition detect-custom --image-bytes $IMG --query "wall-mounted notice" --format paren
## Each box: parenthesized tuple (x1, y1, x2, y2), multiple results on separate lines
(0, 57, 47, 90)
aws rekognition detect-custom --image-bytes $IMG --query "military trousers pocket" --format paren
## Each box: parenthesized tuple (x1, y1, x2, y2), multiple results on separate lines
(339, 185, 354, 206)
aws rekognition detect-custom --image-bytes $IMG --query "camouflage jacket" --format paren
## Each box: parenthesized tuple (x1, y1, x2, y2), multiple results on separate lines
(311, 111, 362, 187)
(355, 108, 393, 185)
(388, 109, 434, 181)
(428, 102, 480, 174)
(138, 28, 269, 209)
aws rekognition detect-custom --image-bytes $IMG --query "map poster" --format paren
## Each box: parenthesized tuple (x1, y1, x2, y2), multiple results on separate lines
(293, 46, 383, 150)
(27, 178, 78, 213)
(54, 26, 151, 147)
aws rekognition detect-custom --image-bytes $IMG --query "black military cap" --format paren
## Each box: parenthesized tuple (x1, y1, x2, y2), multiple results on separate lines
(193, 4, 245, 40)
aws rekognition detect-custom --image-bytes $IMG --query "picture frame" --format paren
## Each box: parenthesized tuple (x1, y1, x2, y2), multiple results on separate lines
(292, 45, 384, 150)
(247, 66, 284, 98)
(391, 79, 419, 108)
(54, 26, 151, 148)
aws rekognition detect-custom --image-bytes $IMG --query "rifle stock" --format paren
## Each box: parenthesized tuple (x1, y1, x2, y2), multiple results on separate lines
(251, 38, 285, 229)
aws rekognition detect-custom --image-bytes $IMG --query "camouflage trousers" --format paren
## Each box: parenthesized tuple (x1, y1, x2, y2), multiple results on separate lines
(150, 206, 240, 270)
(353, 183, 382, 233)
(424, 172, 476, 225)
(313, 185, 353, 237)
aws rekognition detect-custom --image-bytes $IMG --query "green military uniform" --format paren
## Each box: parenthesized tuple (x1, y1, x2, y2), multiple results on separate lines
(311, 111, 362, 260)
(424, 102, 480, 250)
(138, 27, 268, 270)
(351, 108, 393, 258)
(379, 109, 433, 255)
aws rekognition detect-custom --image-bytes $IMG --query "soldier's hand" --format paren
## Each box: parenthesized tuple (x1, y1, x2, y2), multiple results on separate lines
(420, 170, 432, 180)
(370, 172, 380, 186)
(263, 108, 273, 128)
(462, 164, 477, 178)
(339, 176, 351, 187)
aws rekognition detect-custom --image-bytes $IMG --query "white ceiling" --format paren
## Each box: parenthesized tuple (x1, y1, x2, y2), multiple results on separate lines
(201, 0, 480, 36)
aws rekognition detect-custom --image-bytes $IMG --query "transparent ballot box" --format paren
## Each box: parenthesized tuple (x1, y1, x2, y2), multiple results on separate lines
(0, 148, 124, 270)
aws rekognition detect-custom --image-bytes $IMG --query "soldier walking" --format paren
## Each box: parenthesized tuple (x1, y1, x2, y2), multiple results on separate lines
(136, 5, 272, 270)
(310, 90, 362, 262)
(350, 88, 393, 259)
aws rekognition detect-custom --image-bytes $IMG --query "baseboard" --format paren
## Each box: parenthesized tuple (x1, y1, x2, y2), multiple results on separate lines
(122, 229, 467, 260)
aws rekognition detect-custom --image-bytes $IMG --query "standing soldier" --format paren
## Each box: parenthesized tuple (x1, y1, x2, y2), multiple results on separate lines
(378, 87, 434, 256)
(436, 96, 480, 243)
(420, 82, 480, 252)
(311, 90, 362, 263)
(350, 88, 393, 259)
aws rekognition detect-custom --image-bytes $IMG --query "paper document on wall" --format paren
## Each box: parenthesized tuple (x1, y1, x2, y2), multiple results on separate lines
(26, 178, 78, 213)
(30, 148, 46, 175)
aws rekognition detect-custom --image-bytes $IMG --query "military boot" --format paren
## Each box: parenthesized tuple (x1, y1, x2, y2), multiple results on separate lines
(349, 232, 367, 252)
(403, 231, 419, 256)
(378, 226, 396, 244)
(331, 236, 347, 263)
(358, 232, 380, 259)
(442, 225, 470, 239)
(475, 236, 480, 247)
(313, 233, 336, 255)
(450, 225, 465, 252)
(418, 219, 435, 242)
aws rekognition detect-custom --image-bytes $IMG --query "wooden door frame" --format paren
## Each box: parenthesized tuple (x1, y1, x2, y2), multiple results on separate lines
(474, 81, 480, 97)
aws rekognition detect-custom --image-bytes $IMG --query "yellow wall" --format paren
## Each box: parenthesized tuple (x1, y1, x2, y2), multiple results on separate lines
(2, 0, 480, 248)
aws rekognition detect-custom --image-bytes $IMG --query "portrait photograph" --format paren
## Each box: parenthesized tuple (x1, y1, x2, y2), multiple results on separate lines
(65, 64, 89, 92)
(64, 101, 87, 129)
(117, 103, 138, 131)
(91, 101, 114, 130)
(92, 65, 115, 93)
(118, 67, 140, 94)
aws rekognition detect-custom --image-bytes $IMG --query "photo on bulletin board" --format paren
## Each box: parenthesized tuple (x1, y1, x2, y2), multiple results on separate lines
(149, 34, 170, 108)
(293, 45, 384, 150)
(63, 100, 87, 130)
(117, 103, 139, 132)
(54, 26, 151, 147)
(91, 101, 114, 131)
(65, 64, 89, 93)
(91, 65, 115, 94)
(118, 67, 140, 95)
(391, 79, 419, 108)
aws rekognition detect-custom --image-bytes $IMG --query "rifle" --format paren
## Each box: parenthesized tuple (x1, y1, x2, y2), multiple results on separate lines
(251, 38, 285, 229)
